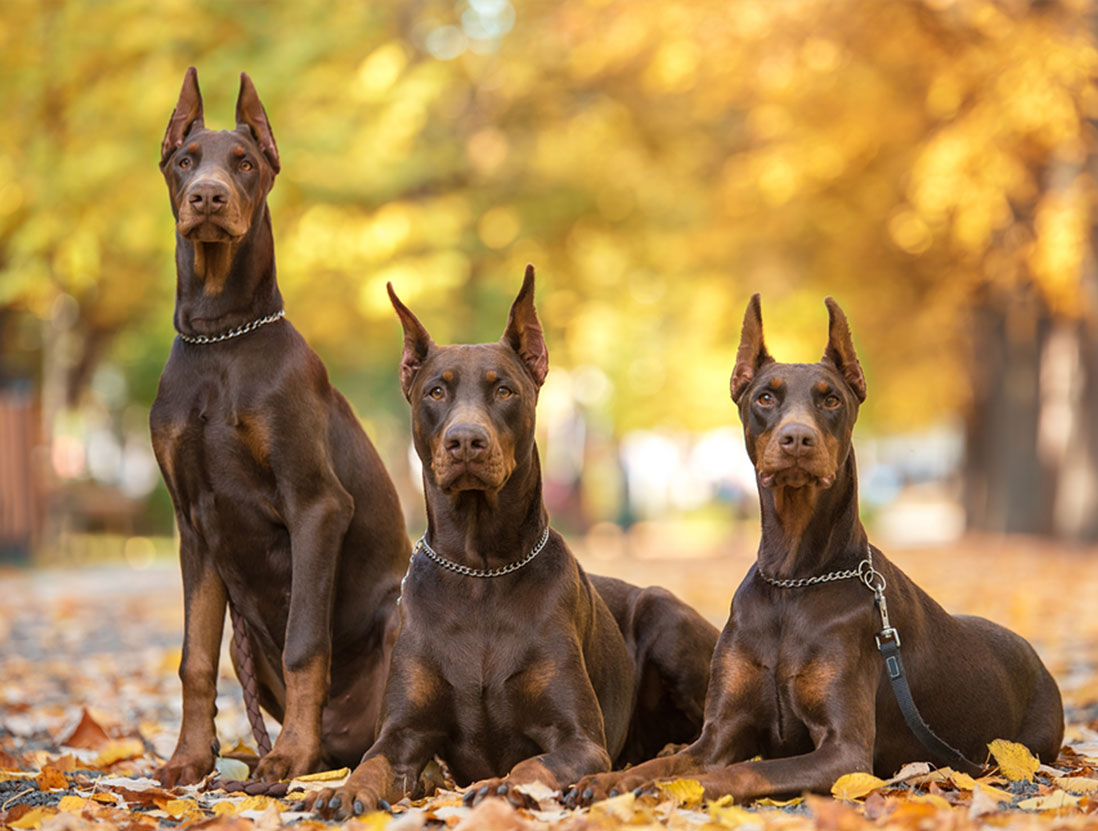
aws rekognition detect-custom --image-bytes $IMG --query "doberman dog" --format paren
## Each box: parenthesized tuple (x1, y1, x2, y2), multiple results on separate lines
(573, 295, 1063, 804)
(151, 68, 409, 785)
(310, 267, 718, 818)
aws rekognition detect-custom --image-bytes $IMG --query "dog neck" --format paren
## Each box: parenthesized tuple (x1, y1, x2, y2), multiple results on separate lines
(173, 204, 284, 339)
(756, 450, 867, 579)
(423, 448, 549, 572)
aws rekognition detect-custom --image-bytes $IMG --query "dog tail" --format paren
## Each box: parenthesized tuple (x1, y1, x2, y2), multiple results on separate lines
(229, 604, 273, 757)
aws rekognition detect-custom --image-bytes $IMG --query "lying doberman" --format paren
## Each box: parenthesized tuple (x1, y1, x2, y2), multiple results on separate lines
(151, 68, 409, 785)
(311, 267, 718, 818)
(573, 295, 1063, 804)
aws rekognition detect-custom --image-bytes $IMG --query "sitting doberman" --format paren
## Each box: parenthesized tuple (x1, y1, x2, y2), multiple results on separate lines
(573, 295, 1063, 804)
(151, 68, 409, 785)
(311, 267, 718, 818)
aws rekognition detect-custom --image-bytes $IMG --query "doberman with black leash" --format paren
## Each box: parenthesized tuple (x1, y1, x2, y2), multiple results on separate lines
(310, 267, 718, 818)
(572, 295, 1063, 804)
(152, 68, 409, 785)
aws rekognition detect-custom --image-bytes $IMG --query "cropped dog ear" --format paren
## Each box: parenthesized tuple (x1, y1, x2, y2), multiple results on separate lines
(388, 283, 434, 401)
(501, 264, 549, 388)
(161, 67, 204, 168)
(730, 294, 773, 403)
(822, 297, 867, 402)
(235, 72, 281, 173)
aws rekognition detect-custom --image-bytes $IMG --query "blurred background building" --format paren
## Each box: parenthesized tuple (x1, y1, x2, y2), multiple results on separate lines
(1, 0, 1096, 564)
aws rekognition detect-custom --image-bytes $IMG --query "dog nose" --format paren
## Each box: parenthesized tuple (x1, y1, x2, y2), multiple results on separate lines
(777, 423, 817, 456)
(187, 180, 229, 215)
(444, 423, 490, 461)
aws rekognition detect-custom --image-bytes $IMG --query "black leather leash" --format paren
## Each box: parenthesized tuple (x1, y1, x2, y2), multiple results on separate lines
(864, 559, 986, 776)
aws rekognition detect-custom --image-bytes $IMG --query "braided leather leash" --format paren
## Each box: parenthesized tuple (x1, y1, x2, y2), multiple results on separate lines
(229, 604, 272, 757)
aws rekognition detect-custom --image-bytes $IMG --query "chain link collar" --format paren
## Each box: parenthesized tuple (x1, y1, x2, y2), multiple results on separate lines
(757, 544, 885, 592)
(177, 309, 285, 345)
(413, 527, 551, 578)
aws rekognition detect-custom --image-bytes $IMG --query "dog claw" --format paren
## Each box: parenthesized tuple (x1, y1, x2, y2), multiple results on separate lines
(582, 788, 594, 801)
(497, 784, 508, 795)
(329, 797, 341, 811)
(633, 786, 643, 796)
(315, 799, 326, 812)
(609, 789, 619, 797)
(378, 799, 390, 812)
(354, 800, 365, 815)
(463, 790, 476, 806)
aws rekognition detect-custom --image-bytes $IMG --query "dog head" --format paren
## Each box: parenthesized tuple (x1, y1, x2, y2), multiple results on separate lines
(390, 265, 548, 498)
(730, 294, 866, 492)
(159, 67, 280, 244)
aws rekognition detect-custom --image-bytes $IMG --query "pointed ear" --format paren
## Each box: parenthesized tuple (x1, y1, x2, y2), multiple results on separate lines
(235, 72, 280, 173)
(388, 283, 434, 401)
(730, 294, 774, 404)
(822, 297, 866, 402)
(501, 264, 549, 388)
(161, 67, 204, 168)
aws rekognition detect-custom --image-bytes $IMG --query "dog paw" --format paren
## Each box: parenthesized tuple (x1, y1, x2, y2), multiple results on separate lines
(156, 751, 215, 787)
(253, 745, 319, 783)
(566, 771, 642, 807)
(463, 777, 539, 810)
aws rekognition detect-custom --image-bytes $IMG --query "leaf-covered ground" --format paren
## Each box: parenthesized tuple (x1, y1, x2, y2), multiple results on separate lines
(2, 535, 1097, 831)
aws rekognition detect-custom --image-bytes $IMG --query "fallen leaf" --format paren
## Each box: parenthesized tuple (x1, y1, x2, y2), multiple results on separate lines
(707, 795, 754, 827)
(60, 709, 111, 750)
(34, 766, 67, 791)
(163, 798, 205, 820)
(754, 796, 803, 806)
(885, 761, 931, 783)
(215, 758, 250, 781)
(236, 795, 287, 813)
(10, 807, 57, 829)
(950, 771, 1014, 802)
(293, 767, 350, 782)
(656, 777, 705, 808)
(90, 793, 118, 804)
(56, 796, 87, 813)
(907, 792, 952, 810)
(1055, 776, 1098, 794)
(969, 784, 1007, 817)
(1018, 790, 1080, 811)
(987, 738, 1040, 782)
(94, 739, 144, 768)
(589, 791, 636, 820)
(453, 798, 527, 831)
(831, 772, 886, 800)
(345, 811, 393, 831)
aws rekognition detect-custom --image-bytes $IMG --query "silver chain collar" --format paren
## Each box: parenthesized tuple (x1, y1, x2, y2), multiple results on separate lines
(757, 544, 885, 592)
(177, 309, 285, 345)
(413, 527, 551, 578)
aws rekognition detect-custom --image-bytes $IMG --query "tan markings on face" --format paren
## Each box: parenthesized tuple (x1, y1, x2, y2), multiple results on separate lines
(485, 370, 498, 383)
(405, 660, 439, 709)
(768, 377, 784, 390)
(232, 146, 245, 158)
(814, 381, 830, 395)
(442, 370, 454, 383)
(187, 142, 199, 154)
(752, 427, 774, 465)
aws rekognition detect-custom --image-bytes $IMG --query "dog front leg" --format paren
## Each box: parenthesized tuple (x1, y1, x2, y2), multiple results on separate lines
(158, 536, 228, 786)
(255, 486, 353, 781)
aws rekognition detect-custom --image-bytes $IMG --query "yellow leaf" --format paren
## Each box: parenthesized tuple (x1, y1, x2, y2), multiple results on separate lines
(908, 793, 952, 809)
(94, 739, 144, 767)
(1055, 777, 1098, 794)
(346, 812, 391, 831)
(212, 801, 238, 816)
(90, 793, 118, 804)
(830, 772, 886, 801)
(293, 767, 350, 782)
(987, 739, 1039, 782)
(754, 796, 803, 806)
(57, 796, 87, 813)
(1018, 790, 1080, 811)
(589, 791, 636, 821)
(10, 807, 57, 829)
(164, 798, 204, 819)
(656, 778, 705, 808)
(237, 795, 289, 813)
(707, 796, 755, 828)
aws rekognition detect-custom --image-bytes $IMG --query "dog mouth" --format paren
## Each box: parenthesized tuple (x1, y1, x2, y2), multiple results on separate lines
(434, 460, 510, 494)
(759, 465, 835, 489)
(178, 216, 246, 243)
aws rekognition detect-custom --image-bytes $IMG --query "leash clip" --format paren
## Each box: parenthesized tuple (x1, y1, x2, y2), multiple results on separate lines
(875, 626, 901, 649)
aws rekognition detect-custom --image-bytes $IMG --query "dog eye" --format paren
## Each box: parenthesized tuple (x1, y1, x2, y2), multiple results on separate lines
(823, 394, 841, 409)
(496, 386, 513, 400)
(239, 159, 253, 171)
(179, 157, 191, 169)
(757, 392, 774, 406)
(428, 386, 445, 400)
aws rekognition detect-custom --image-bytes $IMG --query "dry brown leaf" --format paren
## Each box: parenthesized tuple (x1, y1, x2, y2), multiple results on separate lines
(59, 709, 111, 750)
(1054, 776, 1098, 794)
(34, 766, 67, 792)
